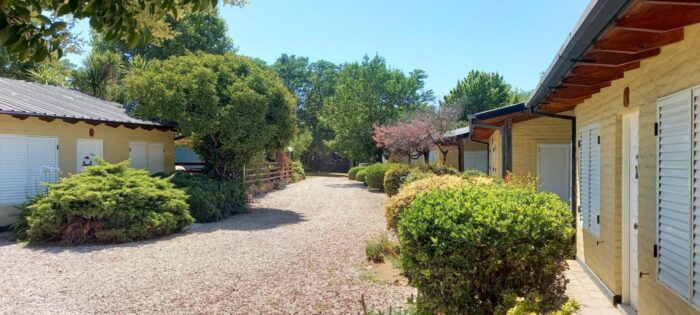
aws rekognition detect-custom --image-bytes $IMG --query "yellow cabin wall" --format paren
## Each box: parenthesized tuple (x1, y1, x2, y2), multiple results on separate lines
(573, 22, 700, 315)
(486, 116, 571, 178)
(0, 115, 175, 226)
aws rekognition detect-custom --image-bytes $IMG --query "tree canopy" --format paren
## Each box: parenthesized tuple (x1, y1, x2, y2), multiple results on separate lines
(322, 55, 434, 162)
(441, 70, 530, 121)
(124, 53, 296, 179)
(0, 0, 246, 61)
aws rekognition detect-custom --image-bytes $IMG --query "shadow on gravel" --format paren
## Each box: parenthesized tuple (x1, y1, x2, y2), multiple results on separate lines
(19, 208, 305, 254)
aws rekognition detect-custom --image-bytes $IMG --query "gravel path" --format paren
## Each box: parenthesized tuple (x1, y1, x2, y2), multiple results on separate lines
(0, 176, 415, 314)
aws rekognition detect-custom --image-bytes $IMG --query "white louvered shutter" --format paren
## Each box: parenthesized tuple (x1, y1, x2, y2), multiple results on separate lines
(657, 90, 692, 299)
(26, 137, 58, 197)
(0, 135, 29, 204)
(147, 143, 164, 173)
(538, 144, 571, 202)
(579, 127, 591, 231)
(130, 142, 148, 170)
(693, 88, 700, 305)
(589, 125, 601, 237)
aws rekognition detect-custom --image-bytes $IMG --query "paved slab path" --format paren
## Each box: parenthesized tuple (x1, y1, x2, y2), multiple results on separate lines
(0, 176, 415, 314)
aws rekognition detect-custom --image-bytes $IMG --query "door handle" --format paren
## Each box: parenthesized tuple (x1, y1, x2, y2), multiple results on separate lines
(633, 223, 638, 230)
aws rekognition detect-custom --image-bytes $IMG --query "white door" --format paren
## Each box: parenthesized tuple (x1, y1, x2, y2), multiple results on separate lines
(130, 142, 148, 170)
(537, 144, 571, 201)
(463, 150, 488, 173)
(76, 139, 103, 172)
(623, 111, 639, 309)
(0, 135, 58, 204)
(147, 143, 164, 173)
(28, 137, 59, 195)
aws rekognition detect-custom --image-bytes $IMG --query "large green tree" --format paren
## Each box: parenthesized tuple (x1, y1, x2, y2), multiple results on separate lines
(0, 0, 247, 61)
(94, 10, 236, 60)
(322, 55, 434, 161)
(442, 70, 529, 121)
(124, 53, 296, 179)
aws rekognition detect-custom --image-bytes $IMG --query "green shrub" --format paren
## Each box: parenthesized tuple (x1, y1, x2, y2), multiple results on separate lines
(162, 172, 247, 223)
(348, 166, 365, 180)
(415, 163, 458, 176)
(22, 160, 193, 244)
(461, 168, 486, 179)
(356, 169, 367, 183)
(505, 171, 540, 192)
(399, 185, 575, 314)
(498, 293, 580, 315)
(291, 161, 305, 182)
(384, 175, 464, 233)
(383, 165, 413, 196)
(364, 163, 397, 191)
(365, 233, 399, 263)
(401, 171, 435, 187)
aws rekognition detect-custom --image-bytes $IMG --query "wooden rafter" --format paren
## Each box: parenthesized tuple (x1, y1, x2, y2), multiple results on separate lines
(562, 74, 621, 86)
(594, 28, 683, 53)
(580, 48, 660, 67)
(643, 1, 700, 6)
(617, 3, 700, 32)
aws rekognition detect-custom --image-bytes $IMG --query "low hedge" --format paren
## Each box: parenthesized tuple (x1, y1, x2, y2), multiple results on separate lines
(384, 175, 464, 233)
(414, 163, 458, 176)
(348, 166, 364, 180)
(399, 185, 575, 314)
(291, 161, 305, 182)
(19, 160, 193, 244)
(363, 163, 397, 190)
(164, 172, 247, 223)
(356, 169, 367, 183)
(383, 165, 413, 196)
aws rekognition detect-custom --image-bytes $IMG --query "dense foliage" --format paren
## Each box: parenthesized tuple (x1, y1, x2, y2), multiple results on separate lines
(363, 163, 397, 191)
(384, 175, 464, 233)
(291, 161, 306, 182)
(442, 70, 529, 121)
(347, 166, 365, 180)
(125, 53, 296, 179)
(18, 161, 193, 244)
(0, 0, 246, 61)
(414, 163, 458, 176)
(356, 169, 367, 183)
(399, 185, 575, 314)
(322, 56, 434, 161)
(383, 165, 413, 196)
(158, 172, 246, 223)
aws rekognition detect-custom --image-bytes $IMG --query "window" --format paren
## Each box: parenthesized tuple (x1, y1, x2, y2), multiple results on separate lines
(0, 135, 58, 205)
(129, 142, 164, 173)
(579, 123, 600, 237)
(656, 88, 700, 304)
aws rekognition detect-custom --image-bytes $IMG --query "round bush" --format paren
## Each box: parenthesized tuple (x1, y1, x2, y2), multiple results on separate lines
(165, 172, 247, 223)
(384, 175, 464, 233)
(356, 169, 367, 183)
(399, 185, 575, 314)
(364, 163, 397, 190)
(383, 164, 413, 196)
(401, 170, 436, 187)
(348, 166, 364, 180)
(415, 163, 458, 176)
(24, 161, 193, 244)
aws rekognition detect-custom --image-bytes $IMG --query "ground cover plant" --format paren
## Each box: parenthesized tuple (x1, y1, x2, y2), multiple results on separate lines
(17, 161, 193, 244)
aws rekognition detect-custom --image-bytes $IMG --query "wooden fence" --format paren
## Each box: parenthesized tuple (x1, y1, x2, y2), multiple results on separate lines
(243, 161, 292, 185)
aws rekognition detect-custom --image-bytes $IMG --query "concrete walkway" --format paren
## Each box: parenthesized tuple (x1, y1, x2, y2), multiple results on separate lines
(566, 260, 622, 315)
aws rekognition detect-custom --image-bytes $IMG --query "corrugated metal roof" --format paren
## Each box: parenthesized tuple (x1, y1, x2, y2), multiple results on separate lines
(0, 77, 166, 127)
(444, 126, 470, 138)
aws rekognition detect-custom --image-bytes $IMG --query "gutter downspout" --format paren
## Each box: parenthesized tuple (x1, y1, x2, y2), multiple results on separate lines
(529, 107, 577, 230)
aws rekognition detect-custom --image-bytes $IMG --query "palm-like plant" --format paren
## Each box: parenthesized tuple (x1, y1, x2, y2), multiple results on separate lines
(72, 52, 124, 100)
(27, 64, 69, 87)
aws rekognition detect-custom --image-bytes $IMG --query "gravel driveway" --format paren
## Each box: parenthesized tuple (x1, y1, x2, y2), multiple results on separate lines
(0, 176, 415, 314)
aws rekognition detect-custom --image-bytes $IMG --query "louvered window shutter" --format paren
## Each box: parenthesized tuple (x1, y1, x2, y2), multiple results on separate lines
(657, 90, 692, 299)
(589, 124, 601, 237)
(692, 89, 700, 305)
(579, 127, 590, 231)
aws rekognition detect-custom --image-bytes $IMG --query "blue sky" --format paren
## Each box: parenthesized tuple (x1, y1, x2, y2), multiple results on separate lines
(68, 0, 590, 100)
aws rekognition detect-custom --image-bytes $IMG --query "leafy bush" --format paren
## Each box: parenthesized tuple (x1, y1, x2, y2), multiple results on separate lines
(162, 172, 247, 223)
(356, 169, 367, 183)
(364, 163, 397, 190)
(461, 168, 486, 179)
(415, 163, 458, 175)
(365, 233, 399, 263)
(498, 294, 580, 315)
(384, 175, 464, 233)
(22, 161, 193, 244)
(398, 185, 575, 314)
(383, 165, 413, 196)
(348, 166, 365, 180)
(505, 171, 539, 192)
(291, 161, 306, 182)
(401, 170, 436, 187)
